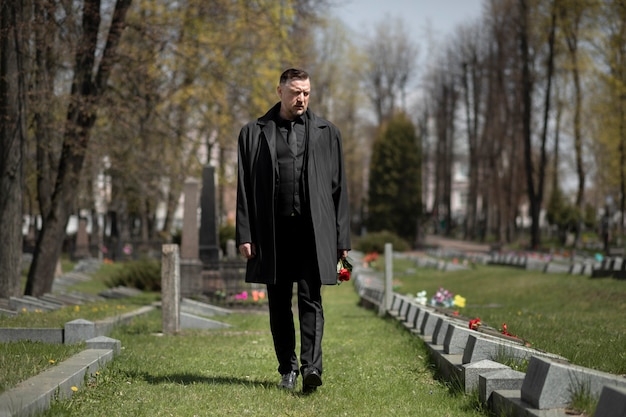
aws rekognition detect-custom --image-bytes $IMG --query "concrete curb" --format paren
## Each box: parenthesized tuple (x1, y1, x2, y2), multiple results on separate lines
(0, 346, 115, 417)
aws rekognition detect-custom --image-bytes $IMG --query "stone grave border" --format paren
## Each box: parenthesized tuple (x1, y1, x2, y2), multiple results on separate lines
(353, 266, 626, 417)
(0, 298, 156, 417)
(0, 337, 120, 417)
(486, 251, 626, 281)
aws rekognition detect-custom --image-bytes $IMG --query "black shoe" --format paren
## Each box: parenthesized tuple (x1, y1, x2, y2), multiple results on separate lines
(302, 368, 322, 391)
(278, 371, 298, 390)
(302, 384, 318, 394)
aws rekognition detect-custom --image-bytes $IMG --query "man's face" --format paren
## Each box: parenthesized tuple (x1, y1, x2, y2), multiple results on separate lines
(278, 78, 310, 120)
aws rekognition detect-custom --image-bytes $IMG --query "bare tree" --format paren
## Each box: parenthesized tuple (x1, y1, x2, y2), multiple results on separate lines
(518, 0, 556, 249)
(363, 17, 418, 125)
(427, 49, 458, 236)
(25, 0, 132, 296)
(456, 21, 486, 240)
(308, 18, 370, 234)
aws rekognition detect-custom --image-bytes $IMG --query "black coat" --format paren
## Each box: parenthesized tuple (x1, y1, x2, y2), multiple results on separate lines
(236, 103, 351, 285)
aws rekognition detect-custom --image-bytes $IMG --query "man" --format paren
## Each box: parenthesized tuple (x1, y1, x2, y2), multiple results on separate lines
(236, 68, 351, 393)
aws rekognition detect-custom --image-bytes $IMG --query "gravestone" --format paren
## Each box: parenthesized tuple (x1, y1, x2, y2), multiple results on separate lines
(180, 178, 203, 297)
(199, 166, 220, 268)
(226, 239, 237, 259)
(73, 217, 90, 259)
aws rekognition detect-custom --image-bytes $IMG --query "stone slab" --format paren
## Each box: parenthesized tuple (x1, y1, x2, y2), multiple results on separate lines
(9, 297, 57, 312)
(23, 295, 63, 309)
(594, 385, 626, 417)
(402, 303, 419, 330)
(65, 291, 104, 303)
(0, 328, 63, 344)
(422, 342, 464, 383)
(94, 305, 155, 336)
(462, 333, 566, 365)
(491, 390, 571, 417)
(525, 259, 547, 271)
(522, 356, 626, 409)
(388, 294, 405, 318)
(543, 263, 571, 274)
(420, 311, 442, 336)
(479, 368, 525, 404)
(40, 293, 81, 306)
(463, 360, 510, 394)
(432, 315, 468, 346)
(86, 336, 121, 356)
(0, 349, 114, 417)
(180, 312, 231, 330)
(98, 286, 142, 299)
(443, 324, 473, 354)
(181, 297, 231, 317)
(64, 318, 95, 344)
(397, 299, 410, 321)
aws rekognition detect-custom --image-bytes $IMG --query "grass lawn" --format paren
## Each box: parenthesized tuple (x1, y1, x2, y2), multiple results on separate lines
(0, 342, 84, 394)
(41, 282, 484, 417)
(391, 259, 626, 375)
(5, 252, 625, 415)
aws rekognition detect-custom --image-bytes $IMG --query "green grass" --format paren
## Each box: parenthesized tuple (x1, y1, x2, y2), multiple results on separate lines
(41, 283, 484, 417)
(5, 253, 625, 415)
(391, 258, 626, 375)
(0, 342, 84, 393)
(0, 293, 160, 328)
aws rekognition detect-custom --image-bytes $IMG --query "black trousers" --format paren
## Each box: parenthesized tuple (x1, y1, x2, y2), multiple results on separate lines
(267, 214, 323, 376)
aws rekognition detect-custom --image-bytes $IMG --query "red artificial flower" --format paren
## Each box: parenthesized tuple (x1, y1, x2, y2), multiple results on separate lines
(501, 323, 517, 338)
(363, 252, 379, 263)
(469, 318, 482, 330)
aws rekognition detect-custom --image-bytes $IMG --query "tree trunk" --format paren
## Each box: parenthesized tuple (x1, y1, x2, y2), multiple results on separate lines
(0, 0, 27, 298)
(520, 0, 554, 249)
(25, 0, 132, 296)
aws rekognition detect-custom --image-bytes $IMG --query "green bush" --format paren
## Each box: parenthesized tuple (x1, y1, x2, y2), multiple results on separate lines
(355, 230, 409, 253)
(106, 257, 161, 291)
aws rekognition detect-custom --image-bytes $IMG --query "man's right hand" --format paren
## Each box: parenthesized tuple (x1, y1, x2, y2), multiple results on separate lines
(239, 243, 256, 259)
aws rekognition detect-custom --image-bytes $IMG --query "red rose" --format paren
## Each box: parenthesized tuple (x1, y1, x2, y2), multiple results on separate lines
(338, 268, 350, 282)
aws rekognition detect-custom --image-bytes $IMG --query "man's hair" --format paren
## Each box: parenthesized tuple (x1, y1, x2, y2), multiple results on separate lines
(279, 68, 309, 85)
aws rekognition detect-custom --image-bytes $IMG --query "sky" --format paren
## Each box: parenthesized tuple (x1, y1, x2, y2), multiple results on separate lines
(331, 0, 485, 56)
(330, 0, 486, 112)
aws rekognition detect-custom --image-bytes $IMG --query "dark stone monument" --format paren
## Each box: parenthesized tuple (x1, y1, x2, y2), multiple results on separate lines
(199, 166, 220, 268)
(73, 217, 91, 260)
(180, 178, 203, 297)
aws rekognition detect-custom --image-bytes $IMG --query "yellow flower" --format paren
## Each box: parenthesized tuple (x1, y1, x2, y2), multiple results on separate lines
(74, 305, 80, 312)
(453, 295, 466, 308)
(71, 386, 78, 392)
(48, 359, 56, 364)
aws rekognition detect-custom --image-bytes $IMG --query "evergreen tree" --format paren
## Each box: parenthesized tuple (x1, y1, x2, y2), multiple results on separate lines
(367, 112, 421, 245)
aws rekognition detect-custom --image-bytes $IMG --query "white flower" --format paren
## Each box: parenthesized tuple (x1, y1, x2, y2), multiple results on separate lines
(415, 290, 427, 305)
